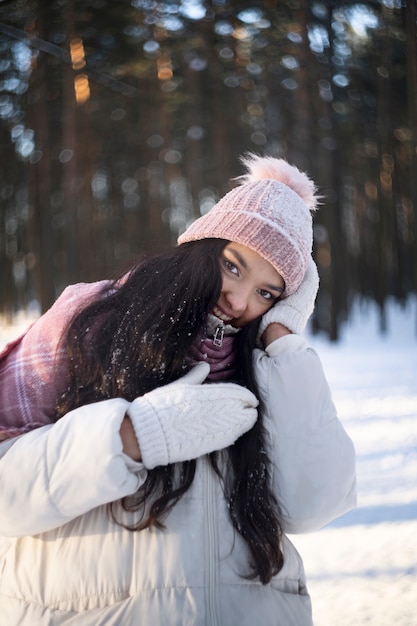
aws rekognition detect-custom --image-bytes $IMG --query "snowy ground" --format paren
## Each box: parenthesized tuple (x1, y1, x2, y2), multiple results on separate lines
(291, 297, 417, 626)
(1, 296, 416, 625)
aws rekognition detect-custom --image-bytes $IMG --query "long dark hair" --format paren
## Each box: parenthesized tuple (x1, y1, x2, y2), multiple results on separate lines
(56, 238, 283, 583)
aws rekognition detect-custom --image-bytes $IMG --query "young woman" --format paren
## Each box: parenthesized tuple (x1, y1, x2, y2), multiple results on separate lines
(0, 154, 356, 625)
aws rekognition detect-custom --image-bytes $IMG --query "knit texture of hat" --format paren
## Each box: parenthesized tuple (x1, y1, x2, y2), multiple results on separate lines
(177, 154, 319, 296)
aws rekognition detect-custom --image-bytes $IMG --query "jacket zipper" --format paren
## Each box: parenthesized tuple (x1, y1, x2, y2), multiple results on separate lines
(212, 323, 224, 347)
(205, 457, 220, 626)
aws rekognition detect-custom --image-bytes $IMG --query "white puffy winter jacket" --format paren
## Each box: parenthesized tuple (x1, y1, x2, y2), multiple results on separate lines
(0, 335, 356, 625)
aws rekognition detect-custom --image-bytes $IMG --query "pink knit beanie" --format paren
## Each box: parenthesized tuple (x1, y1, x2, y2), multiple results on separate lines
(177, 154, 319, 296)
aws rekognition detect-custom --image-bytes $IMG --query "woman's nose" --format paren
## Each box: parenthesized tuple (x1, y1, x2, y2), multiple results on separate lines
(224, 288, 248, 315)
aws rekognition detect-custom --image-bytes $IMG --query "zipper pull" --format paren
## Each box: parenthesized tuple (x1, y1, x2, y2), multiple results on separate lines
(213, 324, 224, 347)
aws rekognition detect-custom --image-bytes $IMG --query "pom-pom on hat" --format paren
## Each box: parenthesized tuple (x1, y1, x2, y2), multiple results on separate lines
(177, 154, 319, 296)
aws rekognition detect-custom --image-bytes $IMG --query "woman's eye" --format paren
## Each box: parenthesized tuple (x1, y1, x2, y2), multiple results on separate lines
(224, 259, 238, 274)
(258, 289, 273, 300)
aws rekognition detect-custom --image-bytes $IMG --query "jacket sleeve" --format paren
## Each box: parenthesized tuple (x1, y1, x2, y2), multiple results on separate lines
(253, 334, 356, 534)
(0, 398, 148, 538)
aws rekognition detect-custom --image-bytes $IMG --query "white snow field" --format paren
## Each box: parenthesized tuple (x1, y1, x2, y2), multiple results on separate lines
(292, 296, 417, 626)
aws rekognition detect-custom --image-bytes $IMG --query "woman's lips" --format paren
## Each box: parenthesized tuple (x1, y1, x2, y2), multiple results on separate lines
(212, 305, 234, 323)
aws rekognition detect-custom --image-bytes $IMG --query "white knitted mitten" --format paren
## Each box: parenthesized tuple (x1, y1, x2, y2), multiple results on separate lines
(127, 363, 258, 469)
(258, 257, 319, 337)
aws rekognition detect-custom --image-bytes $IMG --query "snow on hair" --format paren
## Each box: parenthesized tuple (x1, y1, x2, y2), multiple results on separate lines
(237, 153, 320, 212)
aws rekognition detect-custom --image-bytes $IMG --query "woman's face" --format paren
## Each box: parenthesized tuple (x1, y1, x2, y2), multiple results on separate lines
(213, 242, 285, 328)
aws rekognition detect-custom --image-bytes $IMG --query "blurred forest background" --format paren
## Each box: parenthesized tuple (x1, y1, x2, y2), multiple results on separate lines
(0, 0, 416, 340)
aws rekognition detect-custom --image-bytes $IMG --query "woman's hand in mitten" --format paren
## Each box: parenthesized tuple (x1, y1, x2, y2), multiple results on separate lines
(258, 257, 319, 341)
(126, 362, 258, 469)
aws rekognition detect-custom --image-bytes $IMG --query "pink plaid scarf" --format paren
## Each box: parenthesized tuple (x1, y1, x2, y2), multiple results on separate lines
(0, 281, 108, 440)
(0, 284, 239, 440)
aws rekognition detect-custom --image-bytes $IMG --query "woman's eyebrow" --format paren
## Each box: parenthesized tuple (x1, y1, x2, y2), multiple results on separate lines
(266, 283, 284, 295)
(228, 248, 247, 269)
